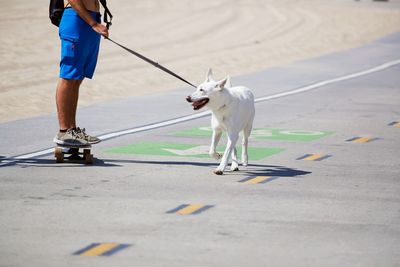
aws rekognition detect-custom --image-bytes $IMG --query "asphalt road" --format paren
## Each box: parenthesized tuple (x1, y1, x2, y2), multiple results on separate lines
(0, 33, 399, 267)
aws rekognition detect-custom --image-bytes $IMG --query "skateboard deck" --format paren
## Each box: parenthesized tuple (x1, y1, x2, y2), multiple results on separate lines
(54, 144, 93, 164)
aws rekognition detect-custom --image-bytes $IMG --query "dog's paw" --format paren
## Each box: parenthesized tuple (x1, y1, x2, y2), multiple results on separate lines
(230, 163, 239, 171)
(213, 170, 223, 175)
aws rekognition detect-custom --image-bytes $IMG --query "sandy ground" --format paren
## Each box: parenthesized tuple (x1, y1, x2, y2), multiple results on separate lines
(0, 0, 400, 124)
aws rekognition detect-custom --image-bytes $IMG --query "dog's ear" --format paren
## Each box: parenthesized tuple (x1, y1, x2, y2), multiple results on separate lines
(206, 68, 214, 82)
(225, 75, 232, 88)
(217, 76, 229, 90)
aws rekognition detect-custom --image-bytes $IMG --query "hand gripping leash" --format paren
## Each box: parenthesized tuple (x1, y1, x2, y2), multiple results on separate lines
(105, 36, 197, 88)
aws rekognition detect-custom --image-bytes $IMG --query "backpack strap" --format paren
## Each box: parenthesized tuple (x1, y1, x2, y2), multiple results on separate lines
(99, 0, 113, 29)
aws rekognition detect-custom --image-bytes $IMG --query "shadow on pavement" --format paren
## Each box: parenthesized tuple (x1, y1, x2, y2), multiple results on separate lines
(1, 157, 311, 180)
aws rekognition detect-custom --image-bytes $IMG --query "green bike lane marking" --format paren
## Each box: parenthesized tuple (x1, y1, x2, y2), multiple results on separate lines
(105, 141, 284, 160)
(104, 127, 334, 160)
(172, 127, 333, 142)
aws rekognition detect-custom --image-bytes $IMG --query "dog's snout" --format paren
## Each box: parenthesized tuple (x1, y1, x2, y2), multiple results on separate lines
(186, 96, 192, 102)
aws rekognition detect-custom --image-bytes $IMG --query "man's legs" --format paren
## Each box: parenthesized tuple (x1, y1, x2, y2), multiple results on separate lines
(55, 78, 101, 145)
(55, 8, 103, 146)
(56, 78, 82, 130)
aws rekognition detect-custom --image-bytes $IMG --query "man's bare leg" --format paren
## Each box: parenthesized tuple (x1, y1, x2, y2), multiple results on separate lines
(70, 79, 83, 129)
(56, 78, 82, 130)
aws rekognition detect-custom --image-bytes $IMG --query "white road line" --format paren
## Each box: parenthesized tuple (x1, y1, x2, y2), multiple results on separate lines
(255, 59, 400, 103)
(4, 58, 400, 162)
(99, 111, 211, 141)
(13, 148, 54, 160)
(6, 112, 211, 162)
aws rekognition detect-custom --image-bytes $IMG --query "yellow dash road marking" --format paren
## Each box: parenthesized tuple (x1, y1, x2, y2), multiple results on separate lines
(245, 176, 271, 184)
(303, 154, 322, 161)
(81, 243, 119, 257)
(353, 137, 370, 143)
(176, 204, 204, 215)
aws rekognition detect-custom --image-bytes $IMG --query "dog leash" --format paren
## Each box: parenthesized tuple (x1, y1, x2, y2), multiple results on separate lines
(105, 36, 197, 88)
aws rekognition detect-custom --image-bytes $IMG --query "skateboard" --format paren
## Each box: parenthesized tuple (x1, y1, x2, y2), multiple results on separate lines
(54, 144, 93, 164)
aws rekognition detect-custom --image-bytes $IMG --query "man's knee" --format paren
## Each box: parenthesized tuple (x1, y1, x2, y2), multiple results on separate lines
(59, 78, 82, 88)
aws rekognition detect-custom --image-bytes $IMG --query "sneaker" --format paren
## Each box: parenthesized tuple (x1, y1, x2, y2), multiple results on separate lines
(76, 127, 101, 144)
(53, 129, 89, 146)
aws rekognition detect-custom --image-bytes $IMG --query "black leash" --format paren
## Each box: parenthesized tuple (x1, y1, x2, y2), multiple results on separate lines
(99, 0, 113, 29)
(105, 36, 197, 88)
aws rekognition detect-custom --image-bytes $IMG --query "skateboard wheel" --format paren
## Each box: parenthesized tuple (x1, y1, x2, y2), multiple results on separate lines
(83, 149, 90, 156)
(83, 149, 93, 164)
(85, 154, 94, 164)
(55, 147, 64, 163)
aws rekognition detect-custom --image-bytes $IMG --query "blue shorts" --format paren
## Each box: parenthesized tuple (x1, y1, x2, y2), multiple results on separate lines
(59, 8, 101, 80)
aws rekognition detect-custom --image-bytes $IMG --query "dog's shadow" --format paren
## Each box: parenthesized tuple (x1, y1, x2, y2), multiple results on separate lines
(1, 157, 311, 181)
(99, 159, 311, 179)
(239, 163, 311, 178)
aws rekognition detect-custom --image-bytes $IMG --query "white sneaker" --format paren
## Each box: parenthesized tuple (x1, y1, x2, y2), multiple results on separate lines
(53, 129, 89, 146)
(76, 127, 101, 144)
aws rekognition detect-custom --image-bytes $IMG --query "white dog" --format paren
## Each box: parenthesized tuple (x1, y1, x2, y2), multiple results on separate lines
(186, 69, 255, 175)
